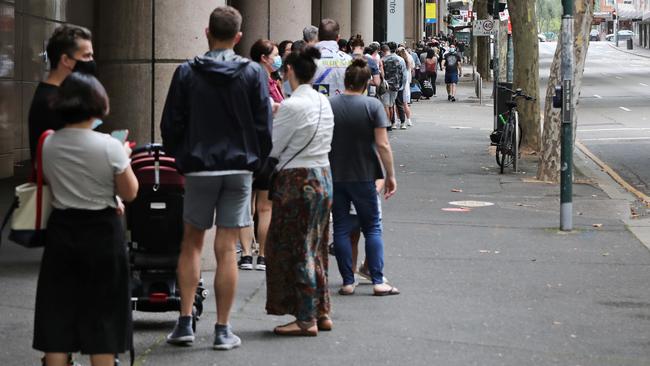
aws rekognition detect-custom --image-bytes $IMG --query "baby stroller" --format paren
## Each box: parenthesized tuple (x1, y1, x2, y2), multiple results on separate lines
(126, 144, 207, 331)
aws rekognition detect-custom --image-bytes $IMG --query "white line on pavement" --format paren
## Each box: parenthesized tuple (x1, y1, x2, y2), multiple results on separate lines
(640, 83, 649, 87)
(615, 76, 623, 80)
(578, 127, 650, 132)
(581, 137, 650, 142)
(593, 94, 603, 99)
(450, 126, 473, 129)
(619, 107, 632, 112)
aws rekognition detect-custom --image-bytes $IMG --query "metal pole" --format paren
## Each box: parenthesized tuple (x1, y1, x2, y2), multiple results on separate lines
(615, 0, 619, 47)
(493, 0, 500, 130)
(560, 0, 573, 231)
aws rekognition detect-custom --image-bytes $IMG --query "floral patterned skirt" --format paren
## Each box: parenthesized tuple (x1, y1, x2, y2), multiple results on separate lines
(265, 167, 333, 321)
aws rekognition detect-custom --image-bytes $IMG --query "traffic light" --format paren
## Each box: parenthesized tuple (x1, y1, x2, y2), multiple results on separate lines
(487, 0, 507, 16)
(612, 10, 617, 20)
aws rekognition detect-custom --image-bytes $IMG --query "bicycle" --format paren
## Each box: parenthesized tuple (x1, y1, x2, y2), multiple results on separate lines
(490, 87, 535, 174)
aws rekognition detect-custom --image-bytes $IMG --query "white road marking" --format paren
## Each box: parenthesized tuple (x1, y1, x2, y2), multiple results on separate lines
(619, 107, 631, 112)
(486, 104, 494, 107)
(593, 94, 602, 99)
(640, 83, 649, 87)
(581, 137, 650, 142)
(615, 76, 623, 80)
(578, 127, 650, 132)
(450, 126, 473, 129)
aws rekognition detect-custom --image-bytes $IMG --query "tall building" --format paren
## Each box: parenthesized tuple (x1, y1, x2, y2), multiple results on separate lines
(0, 0, 429, 179)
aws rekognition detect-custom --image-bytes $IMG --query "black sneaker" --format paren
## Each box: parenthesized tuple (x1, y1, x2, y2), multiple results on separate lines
(213, 324, 242, 350)
(451, 96, 457, 102)
(255, 256, 266, 271)
(238, 255, 253, 270)
(166, 316, 195, 346)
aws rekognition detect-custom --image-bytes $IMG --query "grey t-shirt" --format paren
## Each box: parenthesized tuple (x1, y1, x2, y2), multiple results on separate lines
(328, 94, 390, 182)
(43, 128, 130, 210)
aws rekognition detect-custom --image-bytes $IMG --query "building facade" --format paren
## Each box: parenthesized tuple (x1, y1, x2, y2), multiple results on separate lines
(0, 0, 428, 179)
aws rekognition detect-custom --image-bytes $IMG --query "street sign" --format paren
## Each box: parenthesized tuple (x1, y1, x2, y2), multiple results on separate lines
(473, 19, 498, 36)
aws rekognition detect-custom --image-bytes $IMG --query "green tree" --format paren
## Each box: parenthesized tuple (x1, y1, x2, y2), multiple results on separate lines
(536, 0, 562, 34)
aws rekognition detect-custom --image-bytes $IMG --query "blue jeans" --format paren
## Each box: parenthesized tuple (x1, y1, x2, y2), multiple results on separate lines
(332, 181, 384, 285)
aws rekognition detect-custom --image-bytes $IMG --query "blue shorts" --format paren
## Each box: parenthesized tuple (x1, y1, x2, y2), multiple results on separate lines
(445, 73, 459, 84)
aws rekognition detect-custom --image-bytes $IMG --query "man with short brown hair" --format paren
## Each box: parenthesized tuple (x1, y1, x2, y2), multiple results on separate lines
(162, 5, 272, 351)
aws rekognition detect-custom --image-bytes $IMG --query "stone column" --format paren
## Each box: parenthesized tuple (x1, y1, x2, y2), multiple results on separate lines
(321, 0, 352, 39)
(95, 0, 225, 145)
(351, 0, 373, 41)
(270, 1, 312, 44)
(232, 0, 311, 57)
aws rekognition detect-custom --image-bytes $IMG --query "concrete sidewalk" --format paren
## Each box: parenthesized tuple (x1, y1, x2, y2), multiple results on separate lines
(1, 80, 649, 366)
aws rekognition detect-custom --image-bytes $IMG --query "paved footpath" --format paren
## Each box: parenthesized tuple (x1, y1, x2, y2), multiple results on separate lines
(1, 79, 650, 366)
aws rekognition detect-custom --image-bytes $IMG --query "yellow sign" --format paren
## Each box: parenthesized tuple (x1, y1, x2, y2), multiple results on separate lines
(426, 3, 437, 20)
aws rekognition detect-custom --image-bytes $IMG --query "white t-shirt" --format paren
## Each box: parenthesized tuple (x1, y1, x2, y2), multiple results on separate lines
(42, 128, 130, 210)
(313, 41, 353, 97)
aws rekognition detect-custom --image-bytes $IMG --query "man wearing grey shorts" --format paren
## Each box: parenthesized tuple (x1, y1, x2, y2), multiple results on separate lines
(160, 6, 272, 350)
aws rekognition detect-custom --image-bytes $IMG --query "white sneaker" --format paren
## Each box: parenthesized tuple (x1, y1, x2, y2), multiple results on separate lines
(400, 123, 408, 130)
(406, 119, 413, 127)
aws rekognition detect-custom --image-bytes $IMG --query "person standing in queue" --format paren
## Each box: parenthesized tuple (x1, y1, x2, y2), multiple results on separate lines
(33, 72, 138, 366)
(265, 46, 335, 337)
(328, 59, 399, 297)
(161, 6, 272, 350)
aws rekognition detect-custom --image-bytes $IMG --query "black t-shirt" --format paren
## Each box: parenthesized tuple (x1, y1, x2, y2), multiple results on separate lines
(28, 82, 60, 160)
(328, 94, 390, 182)
(444, 53, 461, 75)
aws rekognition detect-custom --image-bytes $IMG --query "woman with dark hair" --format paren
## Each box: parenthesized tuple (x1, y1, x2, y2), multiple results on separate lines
(424, 48, 438, 97)
(236, 39, 283, 272)
(278, 39, 293, 58)
(33, 72, 139, 366)
(265, 47, 335, 337)
(328, 59, 399, 297)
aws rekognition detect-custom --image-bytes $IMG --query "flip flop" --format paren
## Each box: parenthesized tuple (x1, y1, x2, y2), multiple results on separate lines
(373, 286, 400, 296)
(338, 286, 355, 296)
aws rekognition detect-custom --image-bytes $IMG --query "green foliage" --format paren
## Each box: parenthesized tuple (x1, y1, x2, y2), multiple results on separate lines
(536, 0, 562, 34)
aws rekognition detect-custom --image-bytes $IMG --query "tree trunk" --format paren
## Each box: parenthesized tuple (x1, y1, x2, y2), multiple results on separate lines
(475, 0, 491, 81)
(508, 0, 541, 153)
(498, 19, 508, 82)
(537, 0, 594, 182)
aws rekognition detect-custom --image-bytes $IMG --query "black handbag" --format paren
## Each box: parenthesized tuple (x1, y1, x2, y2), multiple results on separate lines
(268, 95, 323, 197)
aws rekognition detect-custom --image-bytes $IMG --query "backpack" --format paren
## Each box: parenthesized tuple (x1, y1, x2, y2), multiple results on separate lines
(383, 55, 402, 92)
(425, 57, 437, 74)
(421, 80, 434, 98)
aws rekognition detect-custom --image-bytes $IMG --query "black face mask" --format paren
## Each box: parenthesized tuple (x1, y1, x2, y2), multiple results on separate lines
(73, 59, 97, 75)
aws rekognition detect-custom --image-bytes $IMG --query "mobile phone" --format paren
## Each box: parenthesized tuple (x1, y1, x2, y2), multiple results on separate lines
(110, 129, 129, 143)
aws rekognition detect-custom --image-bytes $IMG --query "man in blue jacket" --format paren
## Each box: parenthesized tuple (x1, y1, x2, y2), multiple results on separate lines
(161, 6, 272, 351)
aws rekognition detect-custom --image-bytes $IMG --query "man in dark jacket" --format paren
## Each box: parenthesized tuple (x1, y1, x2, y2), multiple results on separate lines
(161, 6, 272, 351)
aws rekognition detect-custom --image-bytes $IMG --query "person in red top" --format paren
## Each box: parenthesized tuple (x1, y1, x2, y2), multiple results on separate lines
(236, 39, 284, 272)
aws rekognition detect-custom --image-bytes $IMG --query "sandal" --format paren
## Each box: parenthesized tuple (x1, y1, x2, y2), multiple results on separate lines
(273, 321, 318, 337)
(338, 285, 355, 296)
(373, 285, 400, 296)
(317, 315, 333, 331)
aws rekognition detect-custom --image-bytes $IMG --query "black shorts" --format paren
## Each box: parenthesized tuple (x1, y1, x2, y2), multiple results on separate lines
(33, 208, 131, 355)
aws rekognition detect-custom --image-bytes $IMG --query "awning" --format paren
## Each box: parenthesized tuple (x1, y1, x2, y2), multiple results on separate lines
(643, 11, 650, 23)
(618, 3, 643, 21)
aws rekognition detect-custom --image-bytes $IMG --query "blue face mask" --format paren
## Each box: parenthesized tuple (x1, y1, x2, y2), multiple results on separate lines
(91, 119, 103, 129)
(271, 55, 283, 72)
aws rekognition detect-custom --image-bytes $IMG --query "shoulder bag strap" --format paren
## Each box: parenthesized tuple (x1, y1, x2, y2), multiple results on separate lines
(35, 130, 54, 230)
(278, 94, 323, 171)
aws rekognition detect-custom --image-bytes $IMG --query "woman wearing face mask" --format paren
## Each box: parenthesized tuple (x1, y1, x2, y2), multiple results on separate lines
(236, 39, 283, 272)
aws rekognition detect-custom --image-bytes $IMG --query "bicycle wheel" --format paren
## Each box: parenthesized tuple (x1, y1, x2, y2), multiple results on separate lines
(498, 123, 513, 174)
(512, 111, 520, 172)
